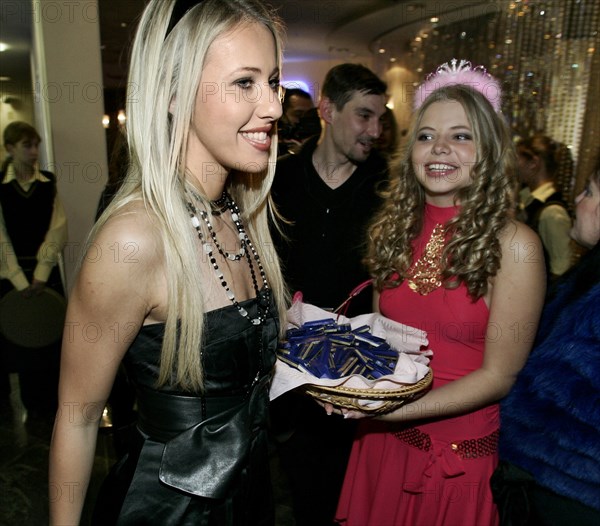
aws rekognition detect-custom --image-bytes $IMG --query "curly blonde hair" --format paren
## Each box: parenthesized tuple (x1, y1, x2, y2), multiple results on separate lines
(366, 85, 516, 300)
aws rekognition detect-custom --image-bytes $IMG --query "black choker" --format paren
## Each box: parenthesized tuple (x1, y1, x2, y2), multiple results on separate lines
(210, 191, 229, 213)
(211, 191, 227, 206)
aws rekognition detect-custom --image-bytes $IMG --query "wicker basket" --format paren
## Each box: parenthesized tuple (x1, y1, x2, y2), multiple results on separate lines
(301, 368, 433, 415)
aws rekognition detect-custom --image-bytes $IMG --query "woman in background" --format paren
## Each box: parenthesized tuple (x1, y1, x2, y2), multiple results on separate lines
(374, 106, 399, 161)
(493, 159, 600, 525)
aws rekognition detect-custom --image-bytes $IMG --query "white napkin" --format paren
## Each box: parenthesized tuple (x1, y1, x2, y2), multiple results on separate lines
(270, 300, 432, 403)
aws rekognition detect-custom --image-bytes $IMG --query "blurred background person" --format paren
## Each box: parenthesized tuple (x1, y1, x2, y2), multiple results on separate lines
(0, 121, 67, 424)
(374, 106, 399, 161)
(516, 134, 573, 278)
(278, 87, 318, 155)
(493, 158, 600, 526)
(95, 130, 130, 220)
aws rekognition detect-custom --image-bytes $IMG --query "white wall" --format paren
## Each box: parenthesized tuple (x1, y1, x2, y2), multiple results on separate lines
(32, 0, 107, 291)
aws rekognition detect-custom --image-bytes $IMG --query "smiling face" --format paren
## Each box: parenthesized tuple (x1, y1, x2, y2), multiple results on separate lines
(324, 91, 387, 164)
(411, 100, 477, 206)
(186, 21, 282, 193)
(571, 175, 600, 249)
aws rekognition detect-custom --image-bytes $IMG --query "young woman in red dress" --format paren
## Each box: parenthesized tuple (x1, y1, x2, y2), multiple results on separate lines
(333, 61, 546, 526)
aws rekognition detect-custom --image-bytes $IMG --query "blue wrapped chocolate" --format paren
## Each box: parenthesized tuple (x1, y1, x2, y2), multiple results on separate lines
(278, 319, 399, 380)
(270, 290, 432, 415)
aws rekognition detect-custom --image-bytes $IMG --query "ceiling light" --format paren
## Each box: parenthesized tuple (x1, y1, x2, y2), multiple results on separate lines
(282, 79, 310, 93)
(0, 42, 9, 52)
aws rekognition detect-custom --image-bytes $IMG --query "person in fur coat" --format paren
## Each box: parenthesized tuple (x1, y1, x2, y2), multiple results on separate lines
(492, 159, 600, 526)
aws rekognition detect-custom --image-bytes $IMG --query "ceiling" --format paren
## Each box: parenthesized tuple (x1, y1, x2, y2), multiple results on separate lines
(0, 0, 491, 94)
(0, 0, 32, 94)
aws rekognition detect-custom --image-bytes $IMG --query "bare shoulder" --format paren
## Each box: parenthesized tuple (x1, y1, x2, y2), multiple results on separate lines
(488, 220, 546, 307)
(74, 201, 165, 316)
(96, 201, 162, 255)
(93, 202, 163, 270)
(60, 202, 167, 406)
(498, 219, 544, 270)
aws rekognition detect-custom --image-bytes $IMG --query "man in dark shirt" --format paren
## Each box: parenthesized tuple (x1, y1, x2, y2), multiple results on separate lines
(270, 63, 389, 526)
(272, 63, 388, 316)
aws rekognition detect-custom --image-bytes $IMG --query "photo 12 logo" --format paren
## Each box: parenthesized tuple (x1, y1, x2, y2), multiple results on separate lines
(1, 1, 100, 24)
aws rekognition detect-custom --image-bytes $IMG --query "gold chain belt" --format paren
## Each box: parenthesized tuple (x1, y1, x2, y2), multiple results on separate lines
(392, 427, 499, 460)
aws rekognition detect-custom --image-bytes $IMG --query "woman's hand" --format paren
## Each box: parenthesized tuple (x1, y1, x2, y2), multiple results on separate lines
(317, 400, 372, 420)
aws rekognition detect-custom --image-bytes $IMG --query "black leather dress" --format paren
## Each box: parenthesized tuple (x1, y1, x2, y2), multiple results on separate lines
(92, 290, 278, 525)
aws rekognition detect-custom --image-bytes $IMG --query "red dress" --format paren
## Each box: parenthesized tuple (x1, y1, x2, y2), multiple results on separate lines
(335, 204, 499, 526)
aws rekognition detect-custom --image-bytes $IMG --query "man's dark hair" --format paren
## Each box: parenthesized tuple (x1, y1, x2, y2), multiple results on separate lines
(322, 63, 387, 111)
(282, 88, 313, 113)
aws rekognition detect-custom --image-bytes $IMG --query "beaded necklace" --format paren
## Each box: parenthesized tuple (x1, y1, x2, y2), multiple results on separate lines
(406, 223, 446, 295)
(208, 191, 229, 216)
(185, 190, 270, 325)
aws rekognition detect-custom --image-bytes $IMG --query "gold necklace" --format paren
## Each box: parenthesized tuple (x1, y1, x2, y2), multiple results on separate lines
(406, 223, 445, 295)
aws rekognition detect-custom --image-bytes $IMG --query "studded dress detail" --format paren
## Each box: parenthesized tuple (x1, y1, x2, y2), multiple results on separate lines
(336, 203, 499, 526)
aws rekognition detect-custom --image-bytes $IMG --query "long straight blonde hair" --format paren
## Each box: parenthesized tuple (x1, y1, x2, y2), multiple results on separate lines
(93, 0, 287, 391)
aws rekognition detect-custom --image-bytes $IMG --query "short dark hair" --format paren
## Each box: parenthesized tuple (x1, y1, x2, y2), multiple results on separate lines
(322, 63, 387, 110)
(3, 121, 41, 146)
(282, 88, 312, 113)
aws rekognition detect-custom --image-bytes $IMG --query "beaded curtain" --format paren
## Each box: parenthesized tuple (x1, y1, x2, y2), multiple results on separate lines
(399, 0, 600, 206)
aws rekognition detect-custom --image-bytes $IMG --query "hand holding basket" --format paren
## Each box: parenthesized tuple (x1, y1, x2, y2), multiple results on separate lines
(270, 281, 433, 415)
